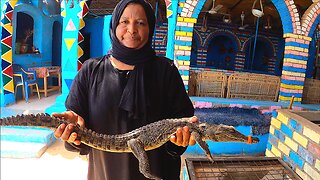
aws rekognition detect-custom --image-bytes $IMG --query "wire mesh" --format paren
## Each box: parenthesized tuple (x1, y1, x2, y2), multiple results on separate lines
(185, 157, 302, 180)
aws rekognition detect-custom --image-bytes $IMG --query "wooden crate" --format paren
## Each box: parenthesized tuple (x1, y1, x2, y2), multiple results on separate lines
(302, 78, 320, 104)
(226, 73, 280, 101)
(196, 71, 227, 98)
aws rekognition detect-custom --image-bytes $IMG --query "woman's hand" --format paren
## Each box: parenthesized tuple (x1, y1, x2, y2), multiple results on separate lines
(52, 111, 85, 145)
(169, 116, 198, 147)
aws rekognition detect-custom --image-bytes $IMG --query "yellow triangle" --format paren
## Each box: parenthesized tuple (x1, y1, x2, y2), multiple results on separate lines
(80, 1, 85, 8)
(166, 10, 173, 18)
(4, 24, 13, 34)
(79, 19, 85, 29)
(64, 38, 76, 51)
(4, 80, 14, 93)
(78, 46, 84, 57)
(2, 49, 12, 62)
(61, 10, 66, 17)
(9, 1, 17, 8)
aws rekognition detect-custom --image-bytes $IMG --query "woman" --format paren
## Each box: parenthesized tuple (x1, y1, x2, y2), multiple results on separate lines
(53, 0, 196, 179)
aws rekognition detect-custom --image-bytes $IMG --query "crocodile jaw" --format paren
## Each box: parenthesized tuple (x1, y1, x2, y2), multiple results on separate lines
(203, 124, 259, 143)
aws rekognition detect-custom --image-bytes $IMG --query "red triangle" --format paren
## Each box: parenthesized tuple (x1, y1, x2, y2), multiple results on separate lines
(78, 61, 82, 71)
(5, 11, 13, 21)
(3, 65, 12, 76)
(2, 36, 12, 47)
(78, 32, 84, 42)
(82, 2, 89, 16)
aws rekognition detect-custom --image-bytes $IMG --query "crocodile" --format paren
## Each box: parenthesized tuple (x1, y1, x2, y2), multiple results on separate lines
(0, 113, 259, 180)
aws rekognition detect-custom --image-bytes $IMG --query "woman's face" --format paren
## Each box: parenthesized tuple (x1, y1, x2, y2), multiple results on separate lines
(116, 3, 149, 49)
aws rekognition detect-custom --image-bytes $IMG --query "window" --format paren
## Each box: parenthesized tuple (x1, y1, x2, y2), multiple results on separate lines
(15, 12, 34, 54)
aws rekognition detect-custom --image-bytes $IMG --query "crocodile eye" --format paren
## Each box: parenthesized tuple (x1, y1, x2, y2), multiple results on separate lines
(199, 123, 207, 129)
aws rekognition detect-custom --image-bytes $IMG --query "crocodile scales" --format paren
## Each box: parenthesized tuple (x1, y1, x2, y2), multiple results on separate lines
(0, 113, 259, 180)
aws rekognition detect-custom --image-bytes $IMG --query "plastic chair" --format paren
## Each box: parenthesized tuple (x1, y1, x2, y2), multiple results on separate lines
(12, 64, 40, 102)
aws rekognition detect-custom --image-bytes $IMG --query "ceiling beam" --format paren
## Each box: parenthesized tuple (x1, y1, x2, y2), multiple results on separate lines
(230, 0, 243, 10)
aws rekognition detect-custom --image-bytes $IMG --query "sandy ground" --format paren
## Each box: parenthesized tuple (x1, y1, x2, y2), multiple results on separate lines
(1, 141, 89, 180)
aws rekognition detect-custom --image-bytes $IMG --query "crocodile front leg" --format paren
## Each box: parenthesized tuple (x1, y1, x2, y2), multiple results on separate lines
(127, 139, 162, 180)
(192, 131, 214, 162)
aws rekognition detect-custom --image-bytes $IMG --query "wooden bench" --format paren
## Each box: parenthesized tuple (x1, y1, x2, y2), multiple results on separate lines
(226, 73, 280, 101)
(189, 71, 227, 98)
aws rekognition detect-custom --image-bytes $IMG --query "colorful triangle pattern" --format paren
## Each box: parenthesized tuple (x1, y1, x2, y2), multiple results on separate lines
(77, 1, 89, 70)
(1, 1, 14, 95)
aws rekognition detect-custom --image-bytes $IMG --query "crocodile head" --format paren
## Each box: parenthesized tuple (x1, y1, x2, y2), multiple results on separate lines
(199, 123, 259, 143)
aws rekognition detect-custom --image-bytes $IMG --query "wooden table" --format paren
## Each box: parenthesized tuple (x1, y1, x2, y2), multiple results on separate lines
(28, 66, 61, 97)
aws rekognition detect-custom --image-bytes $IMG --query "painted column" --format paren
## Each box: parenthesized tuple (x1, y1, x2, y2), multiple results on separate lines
(277, 0, 320, 103)
(165, 0, 178, 60)
(173, 0, 205, 91)
(270, 0, 305, 103)
(45, 0, 82, 113)
(279, 34, 310, 102)
(0, 1, 16, 107)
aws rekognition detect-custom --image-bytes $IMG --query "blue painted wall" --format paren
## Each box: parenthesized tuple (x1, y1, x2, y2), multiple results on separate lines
(45, 15, 112, 115)
(82, 15, 112, 58)
(12, 3, 62, 68)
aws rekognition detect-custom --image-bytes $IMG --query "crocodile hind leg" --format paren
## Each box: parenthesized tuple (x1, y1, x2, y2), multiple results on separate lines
(192, 132, 214, 162)
(127, 139, 162, 180)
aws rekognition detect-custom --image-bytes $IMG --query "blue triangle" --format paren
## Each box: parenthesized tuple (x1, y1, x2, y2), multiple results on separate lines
(5, 3, 13, 12)
(4, 89, 12, 95)
(63, 57, 77, 72)
(1, 59, 10, 70)
(1, 28, 10, 39)
(64, 79, 74, 91)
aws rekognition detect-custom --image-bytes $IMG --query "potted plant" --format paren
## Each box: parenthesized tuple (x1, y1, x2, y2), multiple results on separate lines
(20, 29, 33, 54)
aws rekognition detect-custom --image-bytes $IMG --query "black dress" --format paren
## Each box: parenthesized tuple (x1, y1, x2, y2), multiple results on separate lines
(65, 55, 194, 180)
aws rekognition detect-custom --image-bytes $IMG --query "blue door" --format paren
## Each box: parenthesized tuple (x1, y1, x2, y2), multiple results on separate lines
(206, 35, 236, 70)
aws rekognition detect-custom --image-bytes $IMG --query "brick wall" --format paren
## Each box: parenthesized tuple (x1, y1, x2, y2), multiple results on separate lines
(266, 109, 320, 179)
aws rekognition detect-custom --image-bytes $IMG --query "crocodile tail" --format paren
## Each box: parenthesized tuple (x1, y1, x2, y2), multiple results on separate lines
(0, 113, 70, 130)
